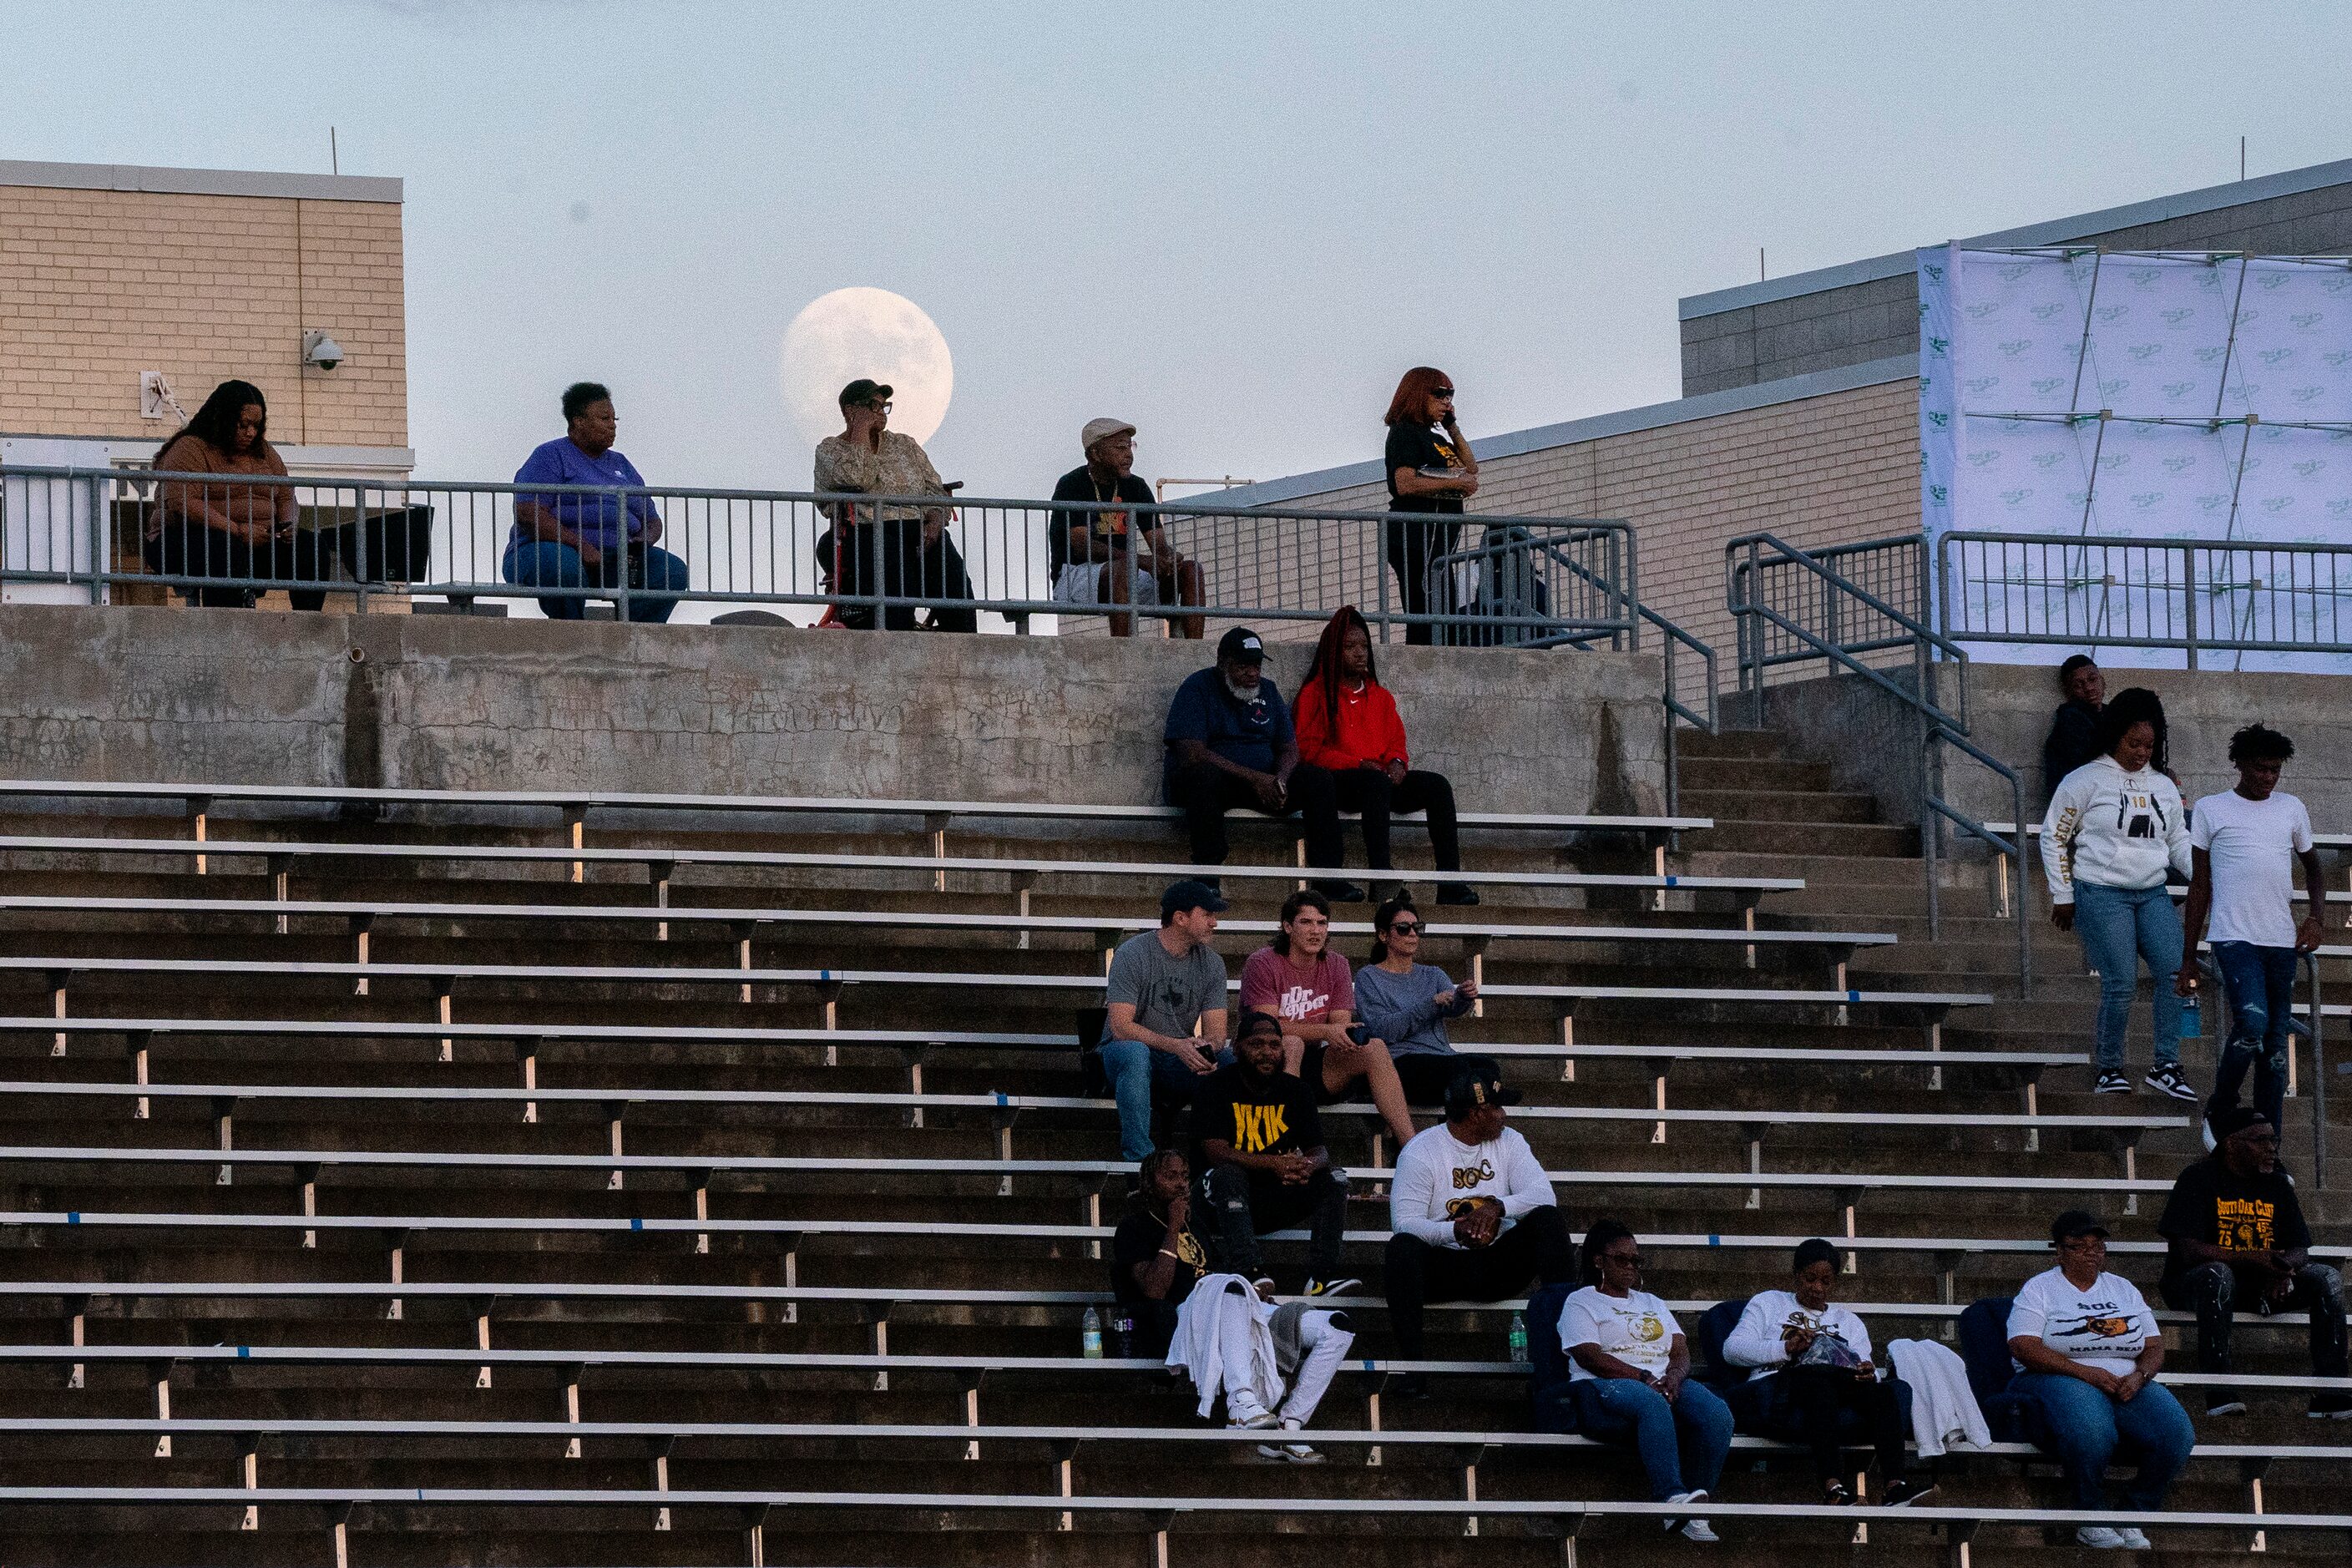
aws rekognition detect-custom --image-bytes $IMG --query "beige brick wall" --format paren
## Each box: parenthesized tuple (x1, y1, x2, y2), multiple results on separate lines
(1198, 379, 1920, 656)
(0, 185, 405, 448)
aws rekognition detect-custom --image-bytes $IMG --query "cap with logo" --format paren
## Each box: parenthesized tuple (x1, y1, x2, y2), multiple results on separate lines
(1082, 417, 1137, 453)
(1160, 878, 1230, 918)
(837, 378, 893, 407)
(1443, 1065, 1523, 1115)
(1217, 628, 1265, 665)
(2050, 1208, 2111, 1245)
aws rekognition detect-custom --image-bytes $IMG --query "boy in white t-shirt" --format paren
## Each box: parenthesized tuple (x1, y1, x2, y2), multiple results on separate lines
(2180, 723, 2325, 1145)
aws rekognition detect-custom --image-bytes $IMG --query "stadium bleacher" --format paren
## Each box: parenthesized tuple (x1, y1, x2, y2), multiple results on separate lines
(0, 721, 2342, 1566)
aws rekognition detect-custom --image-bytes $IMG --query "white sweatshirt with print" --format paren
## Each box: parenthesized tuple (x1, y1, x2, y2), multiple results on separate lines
(2039, 755, 2192, 906)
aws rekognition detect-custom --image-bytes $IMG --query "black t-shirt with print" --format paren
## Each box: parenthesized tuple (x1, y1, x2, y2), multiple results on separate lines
(2157, 1157, 2312, 1285)
(1384, 422, 1465, 515)
(1189, 1060, 1325, 1172)
(1111, 1206, 1209, 1310)
(1049, 466, 1159, 574)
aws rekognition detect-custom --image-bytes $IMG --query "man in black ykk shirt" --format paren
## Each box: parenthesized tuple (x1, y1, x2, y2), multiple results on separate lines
(1192, 1010, 1353, 1297)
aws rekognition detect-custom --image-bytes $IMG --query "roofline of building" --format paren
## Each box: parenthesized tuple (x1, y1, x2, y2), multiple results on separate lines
(0, 159, 401, 205)
(1677, 156, 2352, 322)
(1201, 355, 1919, 509)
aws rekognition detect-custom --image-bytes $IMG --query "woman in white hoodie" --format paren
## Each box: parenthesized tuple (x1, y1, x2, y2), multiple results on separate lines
(2039, 688, 2198, 1100)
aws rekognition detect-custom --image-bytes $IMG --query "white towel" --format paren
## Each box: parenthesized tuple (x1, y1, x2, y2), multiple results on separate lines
(1163, 1273, 1282, 1420)
(1887, 1337, 1991, 1457)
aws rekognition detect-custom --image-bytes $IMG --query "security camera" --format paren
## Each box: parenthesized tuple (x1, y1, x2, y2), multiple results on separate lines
(301, 331, 346, 372)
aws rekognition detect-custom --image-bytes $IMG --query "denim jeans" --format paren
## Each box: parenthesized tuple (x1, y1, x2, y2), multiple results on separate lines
(1570, 1377, 1733, 1501)
(1099, 1038, 1207, 1161)
(2071, 881, 2184, 1074)
(2010, 1371, 2193, 1511)
(502, 540, 690, 622)
(2208, 940, 2297, 1134)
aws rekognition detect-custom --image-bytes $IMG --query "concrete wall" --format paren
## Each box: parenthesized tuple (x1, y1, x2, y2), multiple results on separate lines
(0, 605, 1667, 819)
(1680, 173, 2352, 396)
(0, 171, 407, 448)
(1761, 662, 2352, 836)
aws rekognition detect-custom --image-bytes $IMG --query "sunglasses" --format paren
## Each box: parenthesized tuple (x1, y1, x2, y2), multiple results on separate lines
(1388, 920, 1423, 935)
(1432, 387, 1456, 398)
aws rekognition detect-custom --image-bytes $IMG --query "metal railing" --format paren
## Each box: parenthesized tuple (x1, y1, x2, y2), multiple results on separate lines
(1939, 529, 2352, 665)
(1727, 532, 1926, 694)
(1727, 533, 2030, 993)
(0, 464, 1641, 645)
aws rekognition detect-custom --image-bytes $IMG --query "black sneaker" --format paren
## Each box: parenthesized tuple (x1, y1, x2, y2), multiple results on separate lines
(1882, 1478, 1937, 1508)
(2145, 1066, 2198, 1102)
(2309, 1393, 2352, 1419)
(1385, 1372, 1427, 1399)
(1304, 1276, 1363, 1297)
(1820, 1480, 1854, 1506)
(1435, 883, 1481, 907)
(1313, 880, 1368, 903)
(2094, 1071, 2132, 1094)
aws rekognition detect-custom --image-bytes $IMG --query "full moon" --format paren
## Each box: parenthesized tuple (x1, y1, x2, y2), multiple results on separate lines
(779, 287, 953, 447)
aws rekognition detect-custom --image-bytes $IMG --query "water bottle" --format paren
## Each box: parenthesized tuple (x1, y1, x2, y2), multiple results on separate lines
(1080, 1306, 1103, 1359)
(1509, 1312, 1530, 1365)
(2181, 989, 2202, 1040)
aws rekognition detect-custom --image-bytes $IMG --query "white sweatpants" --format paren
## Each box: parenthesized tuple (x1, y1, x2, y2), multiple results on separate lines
(1219, 1303, 1354, 1424)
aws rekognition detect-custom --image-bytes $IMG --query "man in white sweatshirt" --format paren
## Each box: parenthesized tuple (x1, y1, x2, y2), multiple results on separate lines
(2038, 689, 2198, 1100)
(1383, 1065, 1575, 1393)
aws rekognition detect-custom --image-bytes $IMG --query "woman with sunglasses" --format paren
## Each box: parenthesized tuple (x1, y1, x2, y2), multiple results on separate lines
(1559, 1218, 1732, 1544)
(1382, 367, 1478, 646)
(1353, 894, 1496, 1107)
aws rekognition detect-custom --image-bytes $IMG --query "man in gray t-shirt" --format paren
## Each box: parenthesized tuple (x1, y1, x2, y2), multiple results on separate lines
(1100, 879, 1232, 1160)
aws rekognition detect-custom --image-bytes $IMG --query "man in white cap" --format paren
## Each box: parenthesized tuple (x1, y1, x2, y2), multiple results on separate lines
(1049, 418, 1205, 639)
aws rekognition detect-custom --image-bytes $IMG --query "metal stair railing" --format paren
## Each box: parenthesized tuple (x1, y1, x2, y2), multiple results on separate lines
(1726, 532, 2031, 994)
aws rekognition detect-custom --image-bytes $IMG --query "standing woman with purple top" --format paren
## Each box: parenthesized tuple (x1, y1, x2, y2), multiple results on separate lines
(1353, 893, 1497, 1106)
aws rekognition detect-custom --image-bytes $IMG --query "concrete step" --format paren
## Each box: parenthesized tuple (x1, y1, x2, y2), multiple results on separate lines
(1681, 790, 1884, 826)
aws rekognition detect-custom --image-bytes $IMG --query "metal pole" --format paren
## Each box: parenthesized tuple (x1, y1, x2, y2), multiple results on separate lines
(2309, 953, 2329, 1190)
(2181, 543, 2198, 671)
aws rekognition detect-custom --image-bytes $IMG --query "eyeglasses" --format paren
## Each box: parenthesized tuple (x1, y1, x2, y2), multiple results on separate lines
(1387, 921, 1423, 935)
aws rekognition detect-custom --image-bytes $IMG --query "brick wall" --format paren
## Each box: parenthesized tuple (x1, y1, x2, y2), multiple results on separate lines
(0, 185, 405, 448)
(1195, 378, 1921, 657)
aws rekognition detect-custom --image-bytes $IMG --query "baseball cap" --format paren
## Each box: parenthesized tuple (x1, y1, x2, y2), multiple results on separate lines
(1217, 628, 1265, 664)
(2207, 1105, 2270, 1143)
(838, 378, 893, 407)
(1442, 1065, 1522, 1115)
(2050, 1209, 2111, 1245)
(1082, 417, 1137, 452)
(1236, 1009, 1283, 1041)
(1160, 878, 1230, 918)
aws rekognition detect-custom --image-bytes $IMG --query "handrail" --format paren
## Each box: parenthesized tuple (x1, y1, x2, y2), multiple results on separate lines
(1725, 532, 2031, 994)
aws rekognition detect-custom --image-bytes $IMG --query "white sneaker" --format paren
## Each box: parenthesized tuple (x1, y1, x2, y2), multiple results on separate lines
(1224, 1392, 1278, 1429)
(1679, 1518, 1720, 1543)
(2145, 1067, 2198, 1102)
(2116, 1526, 2152, 1550)
(2076, 1525, 2127, 1549)
(1662, 1490, 1711, 1537)
(1256, 1439, 1326, 1463)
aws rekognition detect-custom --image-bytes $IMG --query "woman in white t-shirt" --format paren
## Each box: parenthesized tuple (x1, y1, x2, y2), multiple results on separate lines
(1559, 1220, 1733, 1544)
(1722, 1238, 1934, 1507)
(2006, 1210, 2195, 1550)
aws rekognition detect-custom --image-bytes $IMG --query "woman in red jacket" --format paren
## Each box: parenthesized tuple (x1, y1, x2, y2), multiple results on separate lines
(1295, 606, 1475, 906)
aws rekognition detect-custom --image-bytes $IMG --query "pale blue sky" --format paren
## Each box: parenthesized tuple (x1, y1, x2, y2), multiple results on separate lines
(3, 1, 2342, 498)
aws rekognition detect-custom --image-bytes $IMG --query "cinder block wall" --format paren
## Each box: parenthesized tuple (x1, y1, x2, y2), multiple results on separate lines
(0, 183, 406, 448)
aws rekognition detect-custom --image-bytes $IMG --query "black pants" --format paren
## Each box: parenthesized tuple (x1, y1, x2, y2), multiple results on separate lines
(1384, 516, 1459, 647)
(1733, 1364, 1911, 1484)
(1383, 1203, 1575, 1358)
(1392, 1052, 1500, 1107)
(835, 518, 974, 630)
(1206, 1161, 1346, 1282)
(1329, 767, 1460, 873)
(1167, 759, 1342, 872)
(142, 525, 329, 609)
(2163, 1259, 2349, 1382)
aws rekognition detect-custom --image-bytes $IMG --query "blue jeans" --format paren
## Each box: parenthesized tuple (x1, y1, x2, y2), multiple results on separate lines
(2010, 1372, 2193, 1511)
(2208, 940, 2296, 1135)
(1100, 1039, 1207, 1161)
(502, 540, 690, 622)
(2071, 881, 2184, 1075)
(1570, 1377, 1733, 1501)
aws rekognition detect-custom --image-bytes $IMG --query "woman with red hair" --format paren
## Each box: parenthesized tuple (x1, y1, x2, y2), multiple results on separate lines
(1296, 606, 1475, 905)
(1383, 367, 1478, 645)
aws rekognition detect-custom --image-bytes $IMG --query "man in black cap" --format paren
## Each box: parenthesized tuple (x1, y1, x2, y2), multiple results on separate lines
(1193, 1009, 1353, 1297)
(1162, 628, 1356, 898)
(1383, 1063, 1575, 1379)
(2157, 1105, 2348, 1418)
(812, 377, 971, 630)
(1098, 879, 1232, 1161)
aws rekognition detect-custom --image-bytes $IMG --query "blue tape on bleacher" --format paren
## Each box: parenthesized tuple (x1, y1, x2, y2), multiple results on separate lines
(1707, 1234, 1721, 1247)
(630, 1218, 643, 1232)
(237, 1346, 250, 1359)
(996, 1093, 1009, 1106)
(65, 1213, 78, 1225)
(1848, 990, 1861, 1003)
(1666, 876, 1679, 887)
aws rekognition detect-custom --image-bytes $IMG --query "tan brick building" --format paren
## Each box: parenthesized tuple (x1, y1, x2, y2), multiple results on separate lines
(0, 159, 409, 474)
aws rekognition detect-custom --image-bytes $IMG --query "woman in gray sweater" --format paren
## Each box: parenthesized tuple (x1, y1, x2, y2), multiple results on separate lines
(1353, 894, 1498, 1106)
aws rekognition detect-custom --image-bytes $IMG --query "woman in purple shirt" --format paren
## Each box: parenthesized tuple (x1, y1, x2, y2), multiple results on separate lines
(503, 382, 690, 621)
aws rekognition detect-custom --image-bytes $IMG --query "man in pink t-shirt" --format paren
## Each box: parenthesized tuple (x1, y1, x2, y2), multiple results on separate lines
(1237, 889, 1417, 1149)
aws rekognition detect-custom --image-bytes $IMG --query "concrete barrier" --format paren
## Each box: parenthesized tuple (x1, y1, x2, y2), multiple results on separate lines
(0, 606, 1666, 819)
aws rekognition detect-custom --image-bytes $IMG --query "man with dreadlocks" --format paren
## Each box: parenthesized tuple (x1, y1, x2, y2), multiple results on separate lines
(1293, 605, 1477, 906)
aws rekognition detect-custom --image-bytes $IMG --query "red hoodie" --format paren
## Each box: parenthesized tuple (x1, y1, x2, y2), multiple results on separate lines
(1294, 675, 1409, 772)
